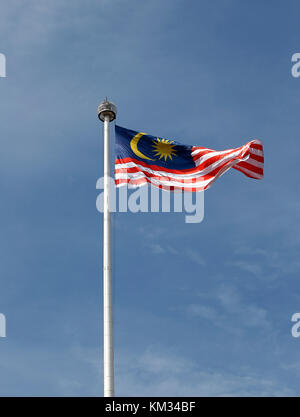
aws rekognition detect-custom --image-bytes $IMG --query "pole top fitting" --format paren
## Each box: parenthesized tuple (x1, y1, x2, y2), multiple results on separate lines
(97, 98, 117, 122)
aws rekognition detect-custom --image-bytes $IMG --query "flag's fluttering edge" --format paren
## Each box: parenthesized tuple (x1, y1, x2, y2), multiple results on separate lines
(115, 125, 264, 192)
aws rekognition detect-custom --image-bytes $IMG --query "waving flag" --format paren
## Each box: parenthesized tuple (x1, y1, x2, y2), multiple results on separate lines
(115, 125, 264, 192)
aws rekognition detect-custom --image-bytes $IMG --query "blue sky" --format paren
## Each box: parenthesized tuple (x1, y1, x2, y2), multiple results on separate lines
(1, 0, 300, 396)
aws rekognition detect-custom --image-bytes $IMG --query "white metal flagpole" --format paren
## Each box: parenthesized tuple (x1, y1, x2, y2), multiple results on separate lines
(97, 99, 117, 397)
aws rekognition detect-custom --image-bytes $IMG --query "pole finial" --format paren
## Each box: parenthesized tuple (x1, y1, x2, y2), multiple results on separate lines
(97, 99, 117, 122)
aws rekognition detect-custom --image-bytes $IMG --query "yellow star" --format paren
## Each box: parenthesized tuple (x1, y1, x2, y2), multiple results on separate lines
(152, 138, 177, 161)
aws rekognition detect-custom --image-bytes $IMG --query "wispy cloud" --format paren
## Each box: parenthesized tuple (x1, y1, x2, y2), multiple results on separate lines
(185, 249, 206, 266)
(186, 284, 270, 330)
(228, 260, 262, 277)
(186, 304, 218, 321)
(141, 226, 205, 265)
(230, 244, 300, 283)
(116, 348, 295, 396)
(149, 243, 165, 254)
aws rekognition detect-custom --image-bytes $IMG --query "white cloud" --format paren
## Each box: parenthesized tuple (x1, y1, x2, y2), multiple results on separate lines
(186, 249, 206, 266)
(143, 230, 205, 266)
(150, 243, 165, 254)
(186, 304, 218, 321)
(116, 348, 294, 396)
(185, 284, 270, 330)
(217, 285, 270, 329)
(230, 244, 300, 283)
(228, 260, 262, 277)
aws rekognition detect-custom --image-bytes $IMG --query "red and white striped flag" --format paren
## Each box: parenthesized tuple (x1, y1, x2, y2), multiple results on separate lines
(115, 125, 264, 192)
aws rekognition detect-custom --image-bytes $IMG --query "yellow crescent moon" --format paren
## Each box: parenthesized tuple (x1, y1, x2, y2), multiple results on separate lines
(130, 132, 155, 161)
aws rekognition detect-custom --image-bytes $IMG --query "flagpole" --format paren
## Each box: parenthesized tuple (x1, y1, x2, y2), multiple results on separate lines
(97, 99, 117, 397)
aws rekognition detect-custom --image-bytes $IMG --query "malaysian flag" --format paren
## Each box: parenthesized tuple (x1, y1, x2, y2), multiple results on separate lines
(115, 125, 264, 192)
